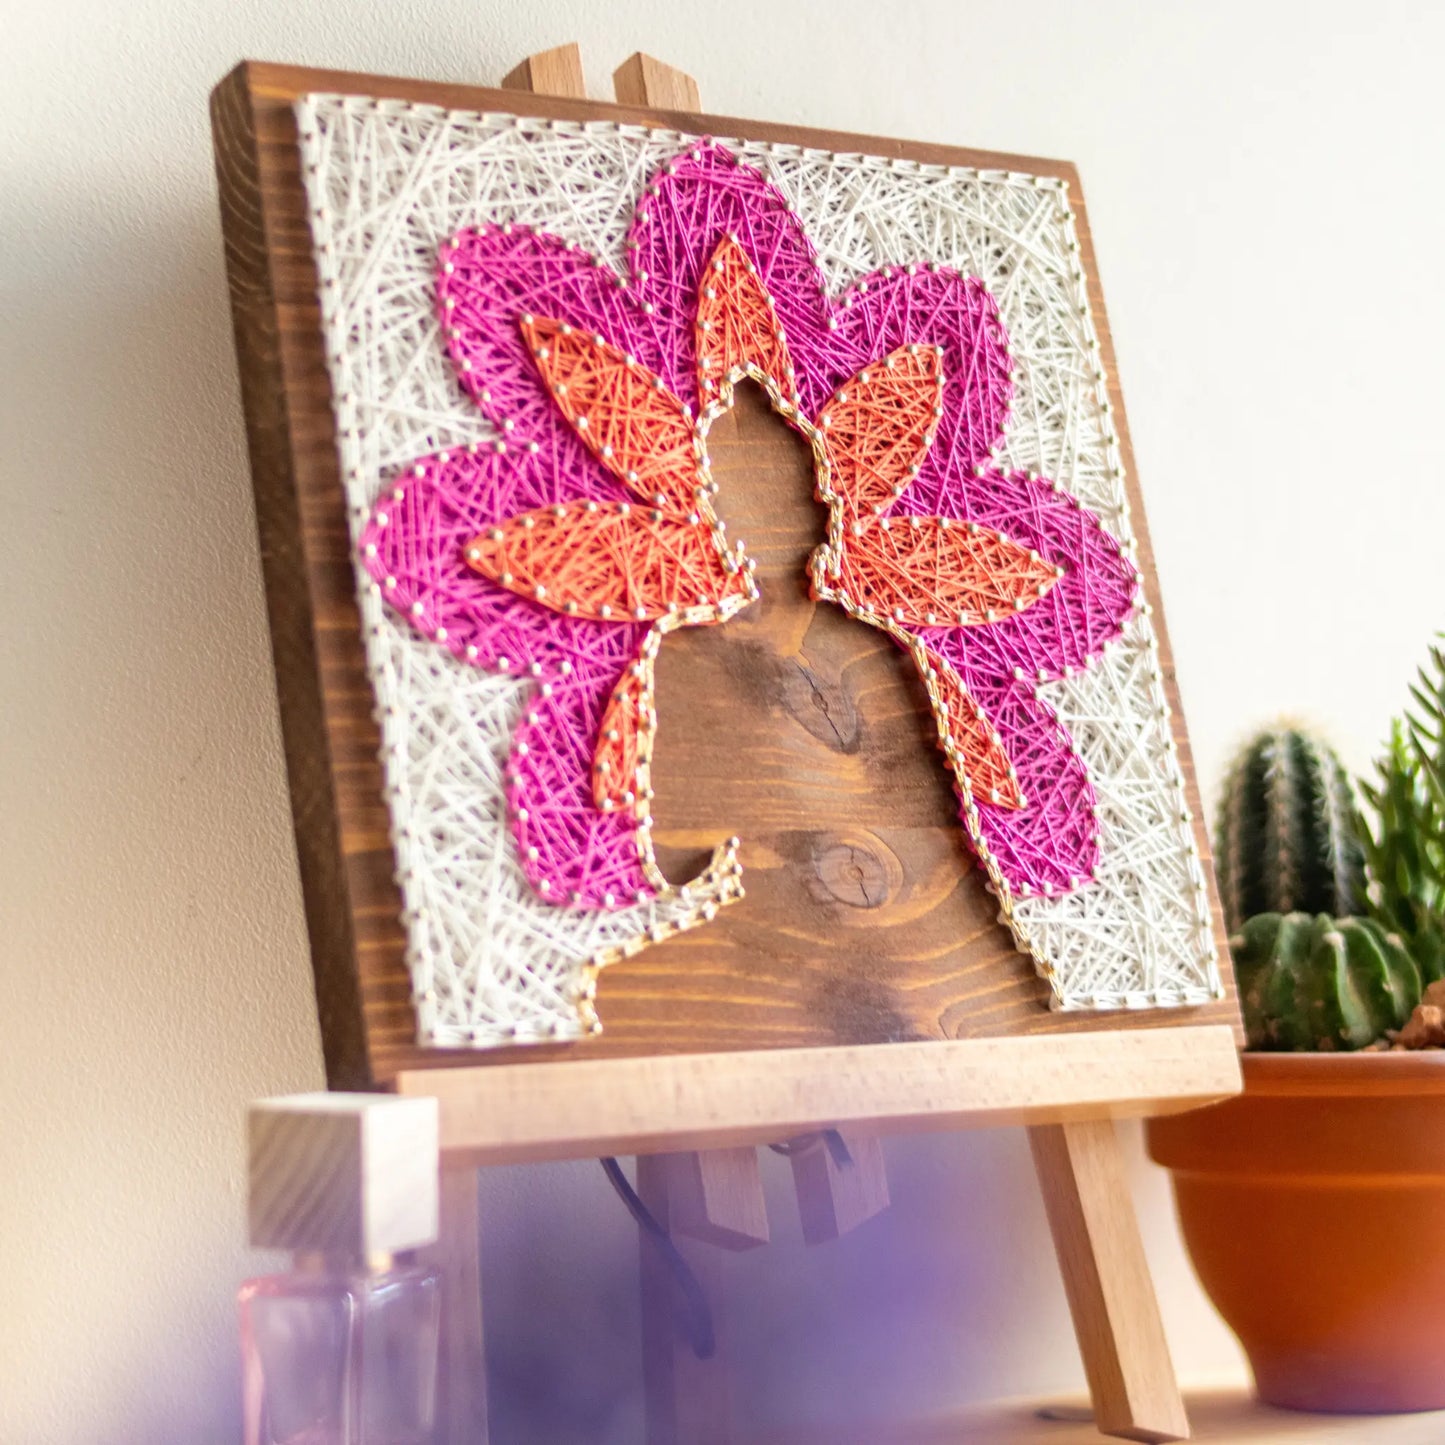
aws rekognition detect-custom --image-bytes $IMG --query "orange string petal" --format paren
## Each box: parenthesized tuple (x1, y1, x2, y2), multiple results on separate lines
(593, 658, 650, 811)
(695, 235, 794, 401)
(819, 345, 942, 516)
(838, 516, 1061, 626)
(924, 650, 1025, 810)
(521, 315, 700, 513)
(464, 503, 737, 620)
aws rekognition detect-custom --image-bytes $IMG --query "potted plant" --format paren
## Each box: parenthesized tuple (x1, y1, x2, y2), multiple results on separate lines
(1147, 645, 1445, 1414)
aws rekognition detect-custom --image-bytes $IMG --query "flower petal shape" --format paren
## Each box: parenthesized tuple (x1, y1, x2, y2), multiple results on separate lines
(819, 345, 942, 517)
(364, 447, 635, 678)
(629, 145, 1012, 472)
(695, 235, 795, 403)
(370, 143, 1140, 919)
(520, 315, 702, 513)
(510, 627, 659, 906)
(810, 252, 1136, 677)
(628, 144, 833, 417)
(464, 501, 743, 622)
(438, 227, 674, 507)
(956, 673, 1101, 894)
(365, 225, 680, 912)
(921, 647, 1024, 810)
(914, 469, 1139, 681)
(362, 452, 650, 907)
(829, 515, 1059, 628)
(814, 265, 1014, 488)
(593, 648, 652, 811)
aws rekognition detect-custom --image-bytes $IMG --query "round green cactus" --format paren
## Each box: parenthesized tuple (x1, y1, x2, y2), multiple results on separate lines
(1233, 912, 1420, 1051)
(1215, 727, 1367, 936)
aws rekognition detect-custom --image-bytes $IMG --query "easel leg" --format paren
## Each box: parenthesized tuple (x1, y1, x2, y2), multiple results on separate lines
(636, 1154, 740, 1445)
(668, 1146, 770, 1251)
(1028, 1120, 1189, 1443)
(425, 1161, 489, 1445)
(787, 1130, 890, 1245)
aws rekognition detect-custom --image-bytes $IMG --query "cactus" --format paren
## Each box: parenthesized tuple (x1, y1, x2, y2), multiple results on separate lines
(1362, 641, 1445, 984)
(1214, 727, 1367, 935)
(1234, 912, 1421, 1051)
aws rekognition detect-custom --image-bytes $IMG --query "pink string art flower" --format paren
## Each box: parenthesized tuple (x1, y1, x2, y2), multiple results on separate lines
(362, 140, 1138, 937)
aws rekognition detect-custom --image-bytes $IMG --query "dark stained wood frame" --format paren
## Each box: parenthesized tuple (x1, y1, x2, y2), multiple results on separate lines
(211, 60, 1239, 1090)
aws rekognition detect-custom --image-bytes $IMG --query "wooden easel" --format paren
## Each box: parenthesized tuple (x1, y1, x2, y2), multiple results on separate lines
(398, 45, 1231, 1445)
(410, 1022, 1239, 1443)
(213, 46, 1244, 1444)
(402, 51, 1234, 1445)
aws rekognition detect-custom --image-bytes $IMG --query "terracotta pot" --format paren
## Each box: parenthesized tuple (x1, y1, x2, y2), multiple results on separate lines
(1146, 1052, 1445, 1414)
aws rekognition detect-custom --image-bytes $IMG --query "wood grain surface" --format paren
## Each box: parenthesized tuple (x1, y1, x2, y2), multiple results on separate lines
(211, 60, 1239, 1088)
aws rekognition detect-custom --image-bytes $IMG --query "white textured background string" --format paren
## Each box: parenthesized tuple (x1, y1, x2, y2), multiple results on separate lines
(296, 93, 1221, 1045)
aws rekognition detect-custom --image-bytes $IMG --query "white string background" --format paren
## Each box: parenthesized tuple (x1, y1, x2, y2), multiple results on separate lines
(296, 93, 1222, 1047)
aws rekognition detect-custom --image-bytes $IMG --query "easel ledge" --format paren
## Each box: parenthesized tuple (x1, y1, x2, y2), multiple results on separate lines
(399, 1024, 1241, 1165)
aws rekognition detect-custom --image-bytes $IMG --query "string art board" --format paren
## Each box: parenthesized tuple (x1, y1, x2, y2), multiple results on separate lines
(213, 63, 1239, 1089)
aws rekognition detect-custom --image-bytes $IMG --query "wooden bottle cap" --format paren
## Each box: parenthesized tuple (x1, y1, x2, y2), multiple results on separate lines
(248, 1093, 439, 1255)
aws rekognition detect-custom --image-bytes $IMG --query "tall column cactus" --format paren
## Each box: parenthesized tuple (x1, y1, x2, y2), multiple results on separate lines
(1215, 726, 1367, 935)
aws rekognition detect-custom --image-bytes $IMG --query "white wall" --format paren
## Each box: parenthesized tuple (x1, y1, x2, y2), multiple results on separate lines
(6, 2, 1443, 1440)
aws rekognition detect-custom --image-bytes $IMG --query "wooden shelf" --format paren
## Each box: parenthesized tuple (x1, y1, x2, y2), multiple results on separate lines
(756, 1389, 1445, 1442)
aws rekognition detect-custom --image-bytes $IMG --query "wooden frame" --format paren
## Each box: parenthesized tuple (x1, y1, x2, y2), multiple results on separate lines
(211, 58, 1239, 1089)
(215, 50, 1244, 1442)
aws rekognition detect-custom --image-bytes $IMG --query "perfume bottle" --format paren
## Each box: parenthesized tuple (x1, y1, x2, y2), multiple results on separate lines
(241, 1094, 442, 1445)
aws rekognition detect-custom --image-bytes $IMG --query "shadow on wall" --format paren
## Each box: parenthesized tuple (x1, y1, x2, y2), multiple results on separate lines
(2, 170, 321, 1444)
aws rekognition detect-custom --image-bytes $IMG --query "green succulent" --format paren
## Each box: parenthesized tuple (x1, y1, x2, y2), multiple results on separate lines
(1361, 640, 1445, 985)
(1233, 912, 1420, 1052)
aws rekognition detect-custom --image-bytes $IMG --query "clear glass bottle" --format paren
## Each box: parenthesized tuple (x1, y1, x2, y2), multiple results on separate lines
(241, 1251, 441, 1445)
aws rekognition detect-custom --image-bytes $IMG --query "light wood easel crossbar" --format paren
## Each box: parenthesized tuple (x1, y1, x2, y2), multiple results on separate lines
(399, 1027, 1240, 1164)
